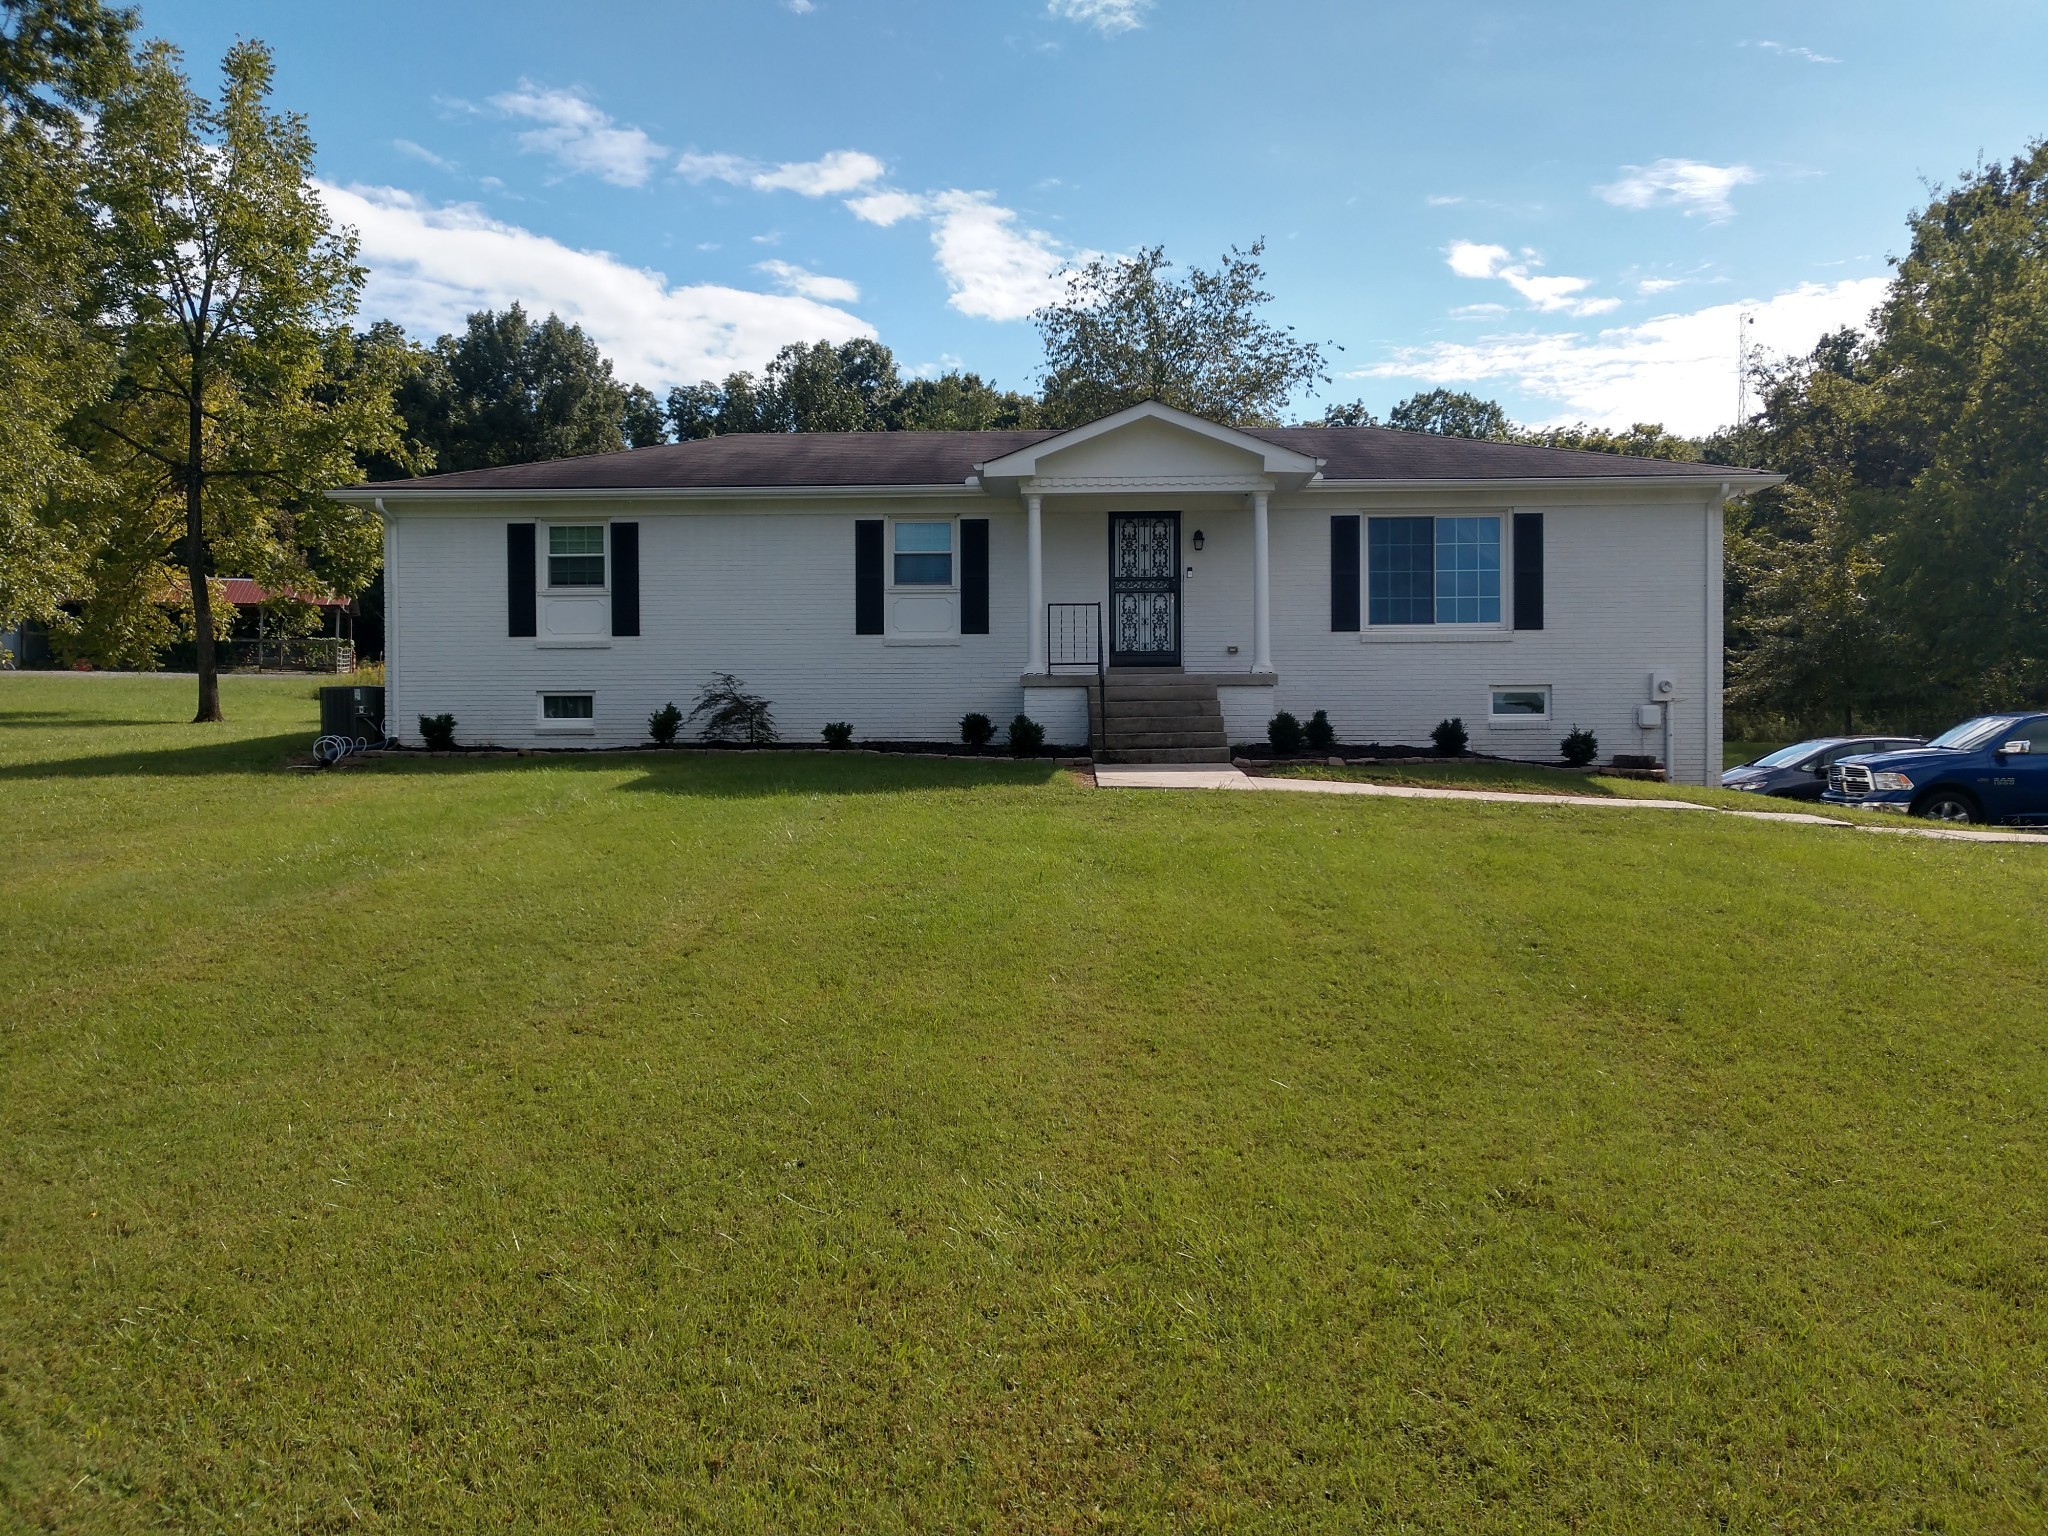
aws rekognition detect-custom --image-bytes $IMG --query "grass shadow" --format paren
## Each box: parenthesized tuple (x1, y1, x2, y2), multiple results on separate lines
(0, 710, 185, 729)
(0, 732, 313, 779)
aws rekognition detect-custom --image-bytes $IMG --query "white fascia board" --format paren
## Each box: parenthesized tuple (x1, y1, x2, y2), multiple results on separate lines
(1301, 471, 1782, 495)
(328, 483, 983, 507)
(974, 400, 1323, 478)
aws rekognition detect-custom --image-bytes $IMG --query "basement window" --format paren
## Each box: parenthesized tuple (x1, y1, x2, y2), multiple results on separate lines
(1490, 686, 1551, 723)
(538, 692, 596, 733)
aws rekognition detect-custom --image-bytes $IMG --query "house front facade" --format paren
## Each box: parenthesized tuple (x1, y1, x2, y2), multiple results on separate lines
(331, 402, 1774, 784)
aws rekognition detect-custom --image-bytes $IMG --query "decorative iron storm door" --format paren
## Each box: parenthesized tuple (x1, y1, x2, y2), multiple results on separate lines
(1109, 512, 1181, 667)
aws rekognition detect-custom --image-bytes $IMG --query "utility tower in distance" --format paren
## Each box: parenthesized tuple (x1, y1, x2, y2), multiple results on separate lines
(1735, 311, 1757, 427)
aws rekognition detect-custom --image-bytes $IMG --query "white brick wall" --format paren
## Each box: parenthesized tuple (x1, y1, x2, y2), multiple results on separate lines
(384, 489, 1724, 781)
(1265, 500, 1721, 783)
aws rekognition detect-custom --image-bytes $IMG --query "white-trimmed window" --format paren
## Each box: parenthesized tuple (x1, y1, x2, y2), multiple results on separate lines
(1367, 514, 1503, 626)
(547, 525, 606, 588)
(891, 520, 954, 587)
(537, 692, 596, 732)
(1490, 686, 1551, 722)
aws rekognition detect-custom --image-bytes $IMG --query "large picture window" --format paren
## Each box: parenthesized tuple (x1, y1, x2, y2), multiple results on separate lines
(893, 521, 953, 586)
(1367, 515, 1501, 626)
(548, 525, 606, 587)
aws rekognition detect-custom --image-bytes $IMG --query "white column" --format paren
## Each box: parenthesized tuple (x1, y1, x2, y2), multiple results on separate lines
(1251, 489, 1273, 674)
(1025, 492, 1045, 676)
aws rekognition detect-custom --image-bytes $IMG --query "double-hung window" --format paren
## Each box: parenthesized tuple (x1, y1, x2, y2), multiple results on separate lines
(548, 525, 606, 588)
(892, 521, 953, 586)
(1367, 515, 1501, 626)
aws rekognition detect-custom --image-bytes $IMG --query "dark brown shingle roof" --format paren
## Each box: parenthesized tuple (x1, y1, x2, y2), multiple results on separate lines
(351, 425, 1747, 492)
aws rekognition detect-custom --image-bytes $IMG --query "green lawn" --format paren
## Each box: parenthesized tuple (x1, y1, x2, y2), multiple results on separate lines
(4, 675, 2045, 1533)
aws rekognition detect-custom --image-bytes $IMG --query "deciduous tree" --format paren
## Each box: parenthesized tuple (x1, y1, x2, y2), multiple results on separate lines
(1034, 241, 1328, 427)
(77, 37, 406, 719)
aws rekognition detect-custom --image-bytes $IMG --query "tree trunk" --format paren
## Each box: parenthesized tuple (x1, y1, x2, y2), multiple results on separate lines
(187, 395, 222, 722)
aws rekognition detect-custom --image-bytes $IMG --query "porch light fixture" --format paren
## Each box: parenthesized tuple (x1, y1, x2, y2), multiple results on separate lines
(1192, 529, 1205, 551)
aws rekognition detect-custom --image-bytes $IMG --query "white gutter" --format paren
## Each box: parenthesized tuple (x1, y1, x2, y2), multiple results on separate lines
(327, 483, 978, 505)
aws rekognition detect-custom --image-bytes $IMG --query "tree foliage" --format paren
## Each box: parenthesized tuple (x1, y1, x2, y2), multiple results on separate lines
(1726, 143, 2048, 730)
(665, 338, 1037, 437)
(1385, 389, 1511, 440)
(70, 37, 407, 718)
(0, 0, 135, 645)
(401, 305, 640, 472)
(1034, 241, 1328, 427)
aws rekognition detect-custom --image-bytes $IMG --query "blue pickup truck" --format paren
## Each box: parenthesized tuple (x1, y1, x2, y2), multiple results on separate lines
(1824, 712, 2048, 825)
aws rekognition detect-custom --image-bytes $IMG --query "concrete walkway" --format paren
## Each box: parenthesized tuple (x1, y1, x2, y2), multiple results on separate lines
(1091, 762, 2045, 845)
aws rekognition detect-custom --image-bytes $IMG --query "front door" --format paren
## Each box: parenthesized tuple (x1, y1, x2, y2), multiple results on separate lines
(1109, 512, 1181, 667)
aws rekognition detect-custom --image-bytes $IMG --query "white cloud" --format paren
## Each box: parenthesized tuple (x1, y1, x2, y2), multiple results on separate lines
(923, 190, 1076, 321)
(1747, 39, 1841, 64)
(1351, 277, 1888, 434)
(751, 150, 886, 196)
(1447, 240, 1509, 278)
(489, 83, 667, 187)
(1425, 193, 1466, 207)
(677, 141, 1073, 322)
(392, 138, 457, 173)
(1636, 276, 1685, 295)
(1445, 240, 1615, 316)
(755, 258, 860, 303)
(678, 148, 885, 197)
(320, 182, 873, 388)
(845, 189, 929, 227)
(1599, 158, 1759, 220)
(786, 0, 816, 11)
(1048, 0, 1152, 35)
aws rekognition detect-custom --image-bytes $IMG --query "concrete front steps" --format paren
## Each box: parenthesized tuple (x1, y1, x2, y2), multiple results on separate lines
(1095, 669, 1232, 764)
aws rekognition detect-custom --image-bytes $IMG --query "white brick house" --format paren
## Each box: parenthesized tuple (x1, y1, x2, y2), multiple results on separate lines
(330, 402, 1775, 783)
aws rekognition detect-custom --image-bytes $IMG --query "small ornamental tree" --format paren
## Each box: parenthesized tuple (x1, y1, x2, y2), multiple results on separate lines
(1561, 726, 1600, 767)
(821, 721, 853, 749)
(1267, 711, 1304, 754)
(1432, 717, 1469, 756)
(647, 701, 681, 745)
(960, 711, 995, 747)
(1006, 713, 1044, 756)
(686, 672, 777, 744)
(1304, 709, 1335, 751)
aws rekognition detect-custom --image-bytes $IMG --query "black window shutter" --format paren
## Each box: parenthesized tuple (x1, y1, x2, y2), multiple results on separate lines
(960, 518, 990, 635)
(610, 522, 640, 636)
(507, 523, 536, 637)
(854, 518, 884, 635)
(1330, 515, 1361, 632)
(1513, 512, 1544, 631)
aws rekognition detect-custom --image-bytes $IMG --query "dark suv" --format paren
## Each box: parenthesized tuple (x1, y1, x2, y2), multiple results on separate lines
(1722, 736, 1923, 800)
(1823, 713, 2048, 825)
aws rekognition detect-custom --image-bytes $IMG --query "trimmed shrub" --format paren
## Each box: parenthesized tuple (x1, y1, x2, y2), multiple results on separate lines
(418, 713, 457, 751)
(1304, 709, 1335, 751)
(1431, 717, 1468, 756)
(1561, 725, 1600, 767)
(960, 711, 995, 747)
(686, 672, 777, 744)
(821, 721, 853, 749)
(1007, 713, 1045, 756)
(1267, 711, 1304, 754)
(647, 702, 682, 746)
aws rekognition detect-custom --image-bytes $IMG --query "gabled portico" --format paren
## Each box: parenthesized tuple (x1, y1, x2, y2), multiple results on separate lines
(975, 401, 1323, 682)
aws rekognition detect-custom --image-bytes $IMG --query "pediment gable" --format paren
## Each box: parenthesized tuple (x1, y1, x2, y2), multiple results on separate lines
(975, 401, 1322, 490)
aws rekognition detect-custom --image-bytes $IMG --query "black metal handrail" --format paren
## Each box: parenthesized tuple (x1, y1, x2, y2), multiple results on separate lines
(1047, 602, 1105, 752)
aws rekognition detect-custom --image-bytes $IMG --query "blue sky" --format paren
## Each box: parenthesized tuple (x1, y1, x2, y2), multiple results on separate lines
(145, 0, 2048, 432)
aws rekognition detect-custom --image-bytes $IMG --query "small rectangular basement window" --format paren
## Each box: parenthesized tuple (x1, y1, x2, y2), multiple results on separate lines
(1490, 686, 1551, 721)
(538, 693, 595, 731)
